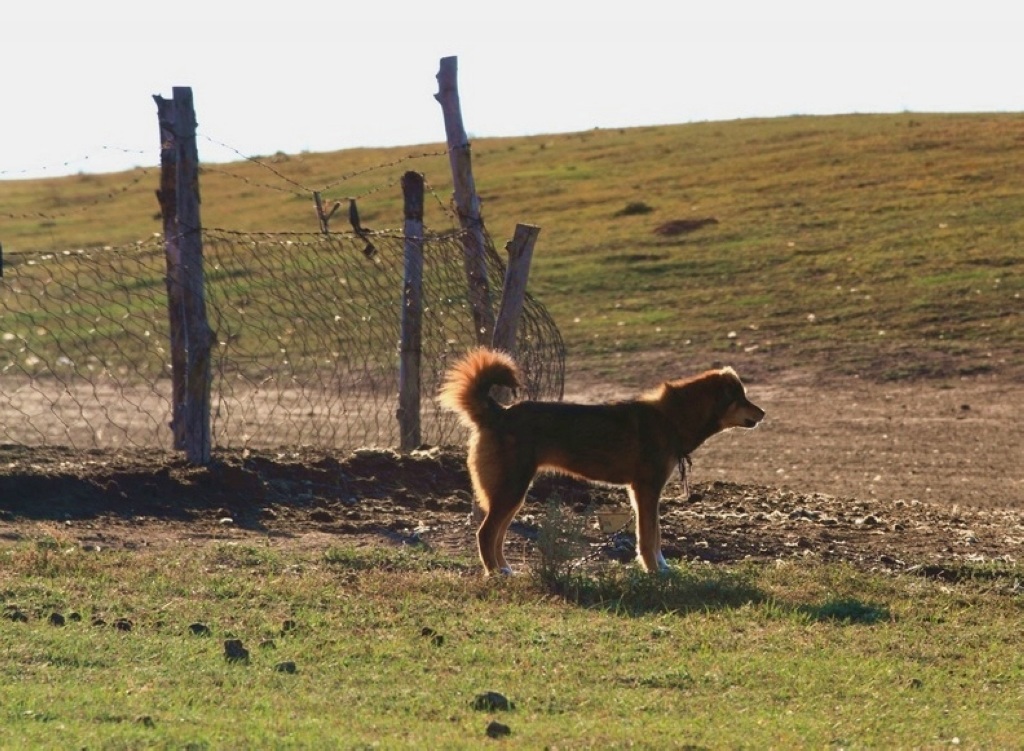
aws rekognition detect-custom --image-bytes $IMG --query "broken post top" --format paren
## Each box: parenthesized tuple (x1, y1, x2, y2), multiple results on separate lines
(435, 57, 469, 151)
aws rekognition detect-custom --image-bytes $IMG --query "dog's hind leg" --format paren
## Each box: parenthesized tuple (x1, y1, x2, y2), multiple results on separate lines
(492, 490, 528, 574)
(477, 490, 528, 575)
(476, 511, 506, 575)
(628, 484, 670, 573)
(474, 464, 533, 575)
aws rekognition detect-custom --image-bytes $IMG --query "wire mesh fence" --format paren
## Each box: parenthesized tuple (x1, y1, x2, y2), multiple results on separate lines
(0, 227, 565, 452)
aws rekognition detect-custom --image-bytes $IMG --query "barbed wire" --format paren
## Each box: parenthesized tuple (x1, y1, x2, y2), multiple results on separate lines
(198, 134, 313, 194)
(319, 148, 450, 193)
(0, 136, 463, 237)
(0, 145, 154, 180)
(0, 171, 152, 222)
(198, 132, 449, 198)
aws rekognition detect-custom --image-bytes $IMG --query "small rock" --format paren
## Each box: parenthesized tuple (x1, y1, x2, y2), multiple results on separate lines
(855, 514, 882, 527)
(68, 612, 82, 622)
(486, 721, 512, 738)
(136, 715, 156, 728)
(274, 661, 298, 674)
(281, 619, 297, 635)
(471, 691, 513, 712)
(6, 610, 29, 623)
(91, 617, 107, 628)
(309, 510, 334, 523)
(48, 613, 66, 627)
(218, 517, 234, 526)
(113, 618, 133, 632)
(259, 639, 277, 650)
(224, 639, 250, 663)
(188, 623, 212, 637)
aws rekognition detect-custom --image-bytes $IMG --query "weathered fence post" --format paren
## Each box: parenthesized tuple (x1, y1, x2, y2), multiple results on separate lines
(153, 95, 186, 451)
(153, 86, 213, 465)
(398, 171, 425, 450)
(435, 55, 495, 345)
(492, 224, 541, 354)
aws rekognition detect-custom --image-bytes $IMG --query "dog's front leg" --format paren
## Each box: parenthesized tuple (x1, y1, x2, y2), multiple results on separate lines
(628, 485, 666, 573)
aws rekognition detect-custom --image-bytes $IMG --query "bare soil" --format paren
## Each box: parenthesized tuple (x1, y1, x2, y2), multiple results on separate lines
(1, 370, 1022, 577)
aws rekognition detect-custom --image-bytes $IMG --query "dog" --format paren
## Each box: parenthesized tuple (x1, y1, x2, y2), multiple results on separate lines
(439, 348, 765, 575)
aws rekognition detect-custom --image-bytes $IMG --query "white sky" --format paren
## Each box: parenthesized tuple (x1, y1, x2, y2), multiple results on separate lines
(3, 0, 1021, 179)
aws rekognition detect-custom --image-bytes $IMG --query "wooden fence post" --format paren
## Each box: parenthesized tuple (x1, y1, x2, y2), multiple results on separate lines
(492, 224, 541, 354)
(435, 55, 495, 345)
(153, 95, 187, 451)
(154, 86, 213, 464)
(398, 171, 425, 450)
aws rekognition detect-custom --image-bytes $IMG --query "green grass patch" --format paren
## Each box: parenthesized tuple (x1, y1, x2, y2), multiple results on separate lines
(4, 113, 1023, 378)
(1, 541, 1021, 748)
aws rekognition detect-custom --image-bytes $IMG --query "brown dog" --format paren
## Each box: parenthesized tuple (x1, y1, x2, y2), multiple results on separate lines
(439, 348, 765, 575)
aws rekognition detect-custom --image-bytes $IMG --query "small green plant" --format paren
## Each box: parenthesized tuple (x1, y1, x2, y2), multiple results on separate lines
(533, 496, 591, 586)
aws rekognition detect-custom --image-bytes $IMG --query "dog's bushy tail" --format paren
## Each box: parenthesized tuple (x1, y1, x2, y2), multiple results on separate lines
(439, 348, 522, 428)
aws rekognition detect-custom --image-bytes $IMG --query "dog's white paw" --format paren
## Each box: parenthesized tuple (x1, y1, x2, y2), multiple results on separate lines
(656, 551, 671, 572)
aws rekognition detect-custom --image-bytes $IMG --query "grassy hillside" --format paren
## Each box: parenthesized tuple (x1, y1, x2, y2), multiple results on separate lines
(2, 113, 1022, 381)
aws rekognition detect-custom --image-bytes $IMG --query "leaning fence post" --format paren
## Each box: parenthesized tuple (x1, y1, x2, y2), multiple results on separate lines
(435, 55, 495, 345)
(154, 86, 213, 464)
(492, 224, 541, 355)
(398, 171, 425, 450)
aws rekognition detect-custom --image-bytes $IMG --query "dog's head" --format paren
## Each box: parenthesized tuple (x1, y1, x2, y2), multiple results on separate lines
(713, 367, 765, 430)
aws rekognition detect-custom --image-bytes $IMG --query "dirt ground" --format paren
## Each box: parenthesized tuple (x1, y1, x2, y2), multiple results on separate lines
(1, 368, 1022, 578)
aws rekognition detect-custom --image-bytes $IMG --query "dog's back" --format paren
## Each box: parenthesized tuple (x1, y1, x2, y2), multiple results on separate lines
(498, 399, 674, 486)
